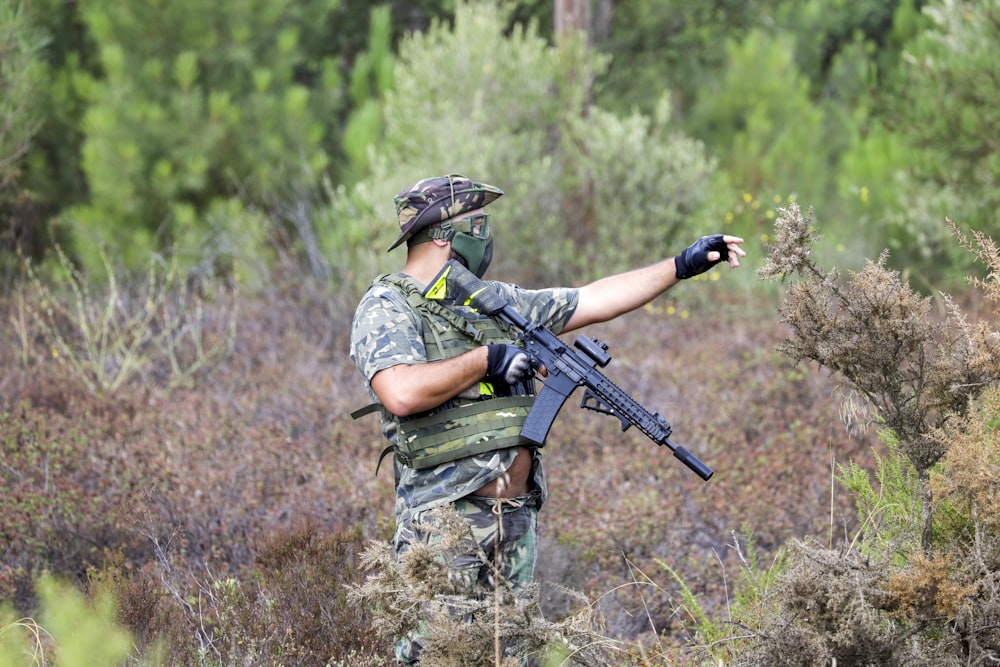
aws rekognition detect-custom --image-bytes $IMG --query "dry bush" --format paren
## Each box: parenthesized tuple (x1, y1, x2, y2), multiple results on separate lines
(714, 206, 1000, 667)
(728, 539, 901, 667)
(759, 203, 1000, 550)
(351, 504, 620, 667)
(932, 386, 1000, 538)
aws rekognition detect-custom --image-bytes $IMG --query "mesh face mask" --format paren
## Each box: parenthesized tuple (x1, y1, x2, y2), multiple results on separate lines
(413, 213, 494, 277)
(446, 214, 493, 278)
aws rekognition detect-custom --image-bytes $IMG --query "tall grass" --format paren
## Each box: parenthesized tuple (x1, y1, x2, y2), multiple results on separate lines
(14, 244, 236, 395)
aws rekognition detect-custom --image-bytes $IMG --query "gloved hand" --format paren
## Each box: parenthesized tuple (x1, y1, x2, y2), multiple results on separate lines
(674, 234, 730, 279)
(486, 344, 537, 385)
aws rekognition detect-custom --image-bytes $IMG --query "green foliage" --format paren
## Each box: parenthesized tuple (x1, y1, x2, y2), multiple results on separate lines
(0, 576, 136, 667)
(342, 6, 395, 183)
(63, 0, 343, 272)
(840, 434, 923, 559)
(0, 1, 49, 276)
(323, 0, 717, 289)
(880, 0, 1000, 269)
(39, 576, 134, 667)
(4, 0, 96, 268)
(689, 30, 829, 206)
(776, 0, 912, 91)
(893, 0, 1000, 205)
(593, 0, 781, 117)
(568, 96, 716, 277)
(0, 2, 46, 182)
(593, 0, 987, 284)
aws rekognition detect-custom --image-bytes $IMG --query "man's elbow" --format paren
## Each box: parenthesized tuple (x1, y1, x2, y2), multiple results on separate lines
(371, 367, 422, 417)
(379, 393, 421, 417)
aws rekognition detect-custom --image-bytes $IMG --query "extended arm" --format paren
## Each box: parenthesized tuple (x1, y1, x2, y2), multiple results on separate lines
(564, 234, 745, 332)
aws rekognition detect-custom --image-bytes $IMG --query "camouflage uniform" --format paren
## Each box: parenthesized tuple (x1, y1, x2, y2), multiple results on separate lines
(350, 276, 577, 664)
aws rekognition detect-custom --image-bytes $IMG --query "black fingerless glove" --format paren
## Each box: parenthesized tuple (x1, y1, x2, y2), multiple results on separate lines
(674, 234, 729, 279)
(485, 344, 536, 385)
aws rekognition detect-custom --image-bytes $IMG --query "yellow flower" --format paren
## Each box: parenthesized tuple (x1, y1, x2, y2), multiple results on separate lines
(742, 192, 753, 203)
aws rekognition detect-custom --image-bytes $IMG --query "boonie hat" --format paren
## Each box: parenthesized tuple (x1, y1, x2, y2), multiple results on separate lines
(388, 174, 504, 251)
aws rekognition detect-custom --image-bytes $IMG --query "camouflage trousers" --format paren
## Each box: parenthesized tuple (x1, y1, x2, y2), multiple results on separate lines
(393, 491, 540, 665)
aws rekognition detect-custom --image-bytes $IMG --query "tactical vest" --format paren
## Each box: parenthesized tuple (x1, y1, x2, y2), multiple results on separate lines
(355, 272, 536, 471)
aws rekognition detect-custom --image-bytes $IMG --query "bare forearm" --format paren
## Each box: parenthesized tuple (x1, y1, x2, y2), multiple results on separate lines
(565, 235, 746, 331)
(565, 258, 679, 331)
(370, 347, 488, 416)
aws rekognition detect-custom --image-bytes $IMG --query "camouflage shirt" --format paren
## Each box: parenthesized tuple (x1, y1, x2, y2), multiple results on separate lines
(350, 273, 579, 516)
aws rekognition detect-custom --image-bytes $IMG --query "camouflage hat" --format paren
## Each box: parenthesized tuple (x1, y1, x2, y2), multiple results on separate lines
(387, 174, 504, 252)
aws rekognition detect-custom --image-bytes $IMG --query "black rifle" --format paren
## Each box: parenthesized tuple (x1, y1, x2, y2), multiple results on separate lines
(424, 259, 714, 481)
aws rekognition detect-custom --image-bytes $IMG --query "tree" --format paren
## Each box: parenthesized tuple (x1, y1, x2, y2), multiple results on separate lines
(890, 0, 1000, 235)
(58, 0, 345, 273)
(320, 0, 716, 290)
(0, 2, 49, 278)
(592, 0, 780, 119)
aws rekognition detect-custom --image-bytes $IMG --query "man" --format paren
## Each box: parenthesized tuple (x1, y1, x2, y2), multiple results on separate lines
(350, 174, 745, 663)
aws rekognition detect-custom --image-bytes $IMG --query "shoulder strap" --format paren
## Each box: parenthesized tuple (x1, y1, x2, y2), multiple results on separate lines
(351, 403, 382, 420)
(375, 272, 487, 344)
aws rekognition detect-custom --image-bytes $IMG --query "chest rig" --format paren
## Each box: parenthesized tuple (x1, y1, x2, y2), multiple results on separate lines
(355, 273, 537, 471)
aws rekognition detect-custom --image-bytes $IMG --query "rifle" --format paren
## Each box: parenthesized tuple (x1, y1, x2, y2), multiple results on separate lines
(424, 259, 714, 481)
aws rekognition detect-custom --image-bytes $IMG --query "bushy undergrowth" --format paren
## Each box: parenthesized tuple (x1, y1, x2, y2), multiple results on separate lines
(2, 248, 883, 664)
(698, 206, 1000, 666)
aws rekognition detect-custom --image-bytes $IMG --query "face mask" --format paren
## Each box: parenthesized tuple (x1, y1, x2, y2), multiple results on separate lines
(446, 214, 494, 278)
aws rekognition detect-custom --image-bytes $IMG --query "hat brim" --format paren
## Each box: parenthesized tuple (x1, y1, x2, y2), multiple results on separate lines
(387, 186, 503, 252)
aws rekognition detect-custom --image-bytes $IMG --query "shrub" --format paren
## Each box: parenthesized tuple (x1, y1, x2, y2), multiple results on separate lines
(698, 204, 1000, 666)
(351, 505, 617, 666)
(0, 402, 149, 612)
(14, 245, 237, 396)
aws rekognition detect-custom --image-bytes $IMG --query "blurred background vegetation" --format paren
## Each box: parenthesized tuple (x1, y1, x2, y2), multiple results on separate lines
(3, 0, 997, 291)
(2, 0, 1000, 664)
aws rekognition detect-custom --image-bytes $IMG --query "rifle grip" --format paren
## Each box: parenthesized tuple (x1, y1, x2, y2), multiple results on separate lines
(521, 384, 571, 445)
